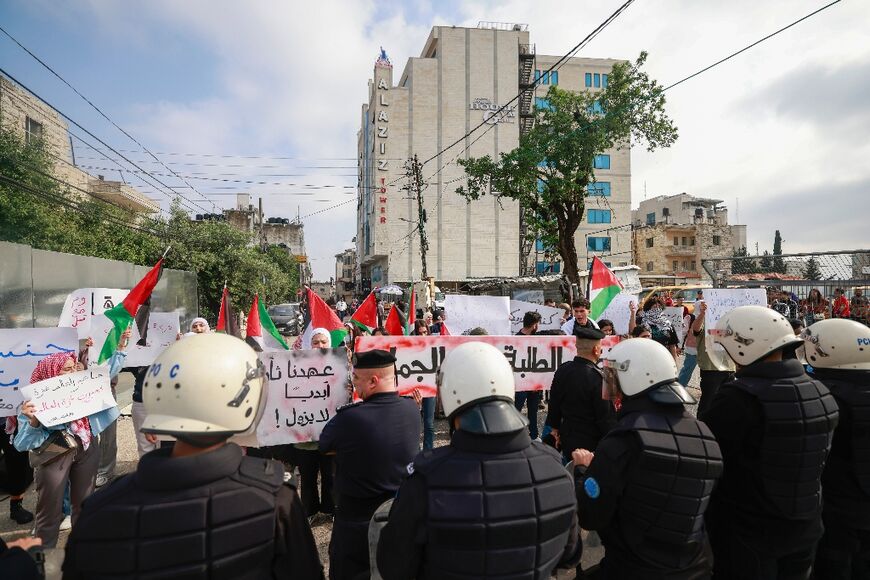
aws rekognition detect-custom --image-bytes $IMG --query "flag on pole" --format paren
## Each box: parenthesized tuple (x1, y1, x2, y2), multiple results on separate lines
(385, 305, 404, 336)
(588, 257, 624, 320)
(97, 258, 164, 363)
(405, 286, 416, 335)
(301, 288, 348, 348)
(350, 291, 378, 333)
(245, 294, 289, 351)
(215, 284, 241, 337)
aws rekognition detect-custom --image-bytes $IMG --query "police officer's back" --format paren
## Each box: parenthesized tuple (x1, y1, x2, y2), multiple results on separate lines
(803, 319, 870, 577)
(62, 334, 323, 580)
(571, 339, 723, 579)
(377, 342, 580, 580)
(319, 349, 420, 580)
(704, 306, 839, 579)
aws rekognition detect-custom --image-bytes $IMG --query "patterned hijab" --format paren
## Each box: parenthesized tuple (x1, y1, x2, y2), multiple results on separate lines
(27, 351, 93, 449)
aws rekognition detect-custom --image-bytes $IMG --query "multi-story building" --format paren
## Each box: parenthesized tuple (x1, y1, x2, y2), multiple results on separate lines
(356, 23, 631, 290)
(631, 193, 747, 283)
(334, 248, 356, 299)
(0, 74, 159, 214)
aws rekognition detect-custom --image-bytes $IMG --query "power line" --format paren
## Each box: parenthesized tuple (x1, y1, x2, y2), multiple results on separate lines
(300, 198, 356, 219)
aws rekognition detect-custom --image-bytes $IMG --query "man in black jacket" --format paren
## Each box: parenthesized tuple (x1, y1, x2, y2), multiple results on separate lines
(704, 305, 839, 579)
(803, 319, 870, 578)
(546, 326, 615, 464)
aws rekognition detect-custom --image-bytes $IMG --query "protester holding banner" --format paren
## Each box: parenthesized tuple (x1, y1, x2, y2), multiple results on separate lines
(13, 345, 126, 548)
(632, 297, 679, 360)
(691, 301, 736, 416)
(411, 321, 436, 450)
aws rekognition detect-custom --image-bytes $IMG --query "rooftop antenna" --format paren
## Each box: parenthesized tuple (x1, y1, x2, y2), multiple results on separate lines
(643, 180, 647, 200)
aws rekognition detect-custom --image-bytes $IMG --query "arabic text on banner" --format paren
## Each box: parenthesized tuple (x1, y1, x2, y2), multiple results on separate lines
(0, 328, 79, 417)
(509, 300, 564, 334)
(355, 335, 577, 397)
(703, 288, 768, 353)
(255, 347, 351, 446)
(19, 367, 116, 427)
(89, 312, 180, 367)
(58, 288, 128, 338)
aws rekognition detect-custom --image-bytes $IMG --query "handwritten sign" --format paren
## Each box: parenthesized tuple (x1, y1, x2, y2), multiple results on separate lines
(597, 292, 636, 335)
(444, 295, 511, 336)
(255, 347, 351, 446)
(662, 307, 688, 346)
(704, 288, 768, 351)
(0, 328, 79, 417)
(58, 288, 128, 338)
(356, 335, 576, 396)
(600, 335, 621, 359)
(88, 312, 180, 367)
(510, 300, 565, 334)
(19, 367, 115, 427)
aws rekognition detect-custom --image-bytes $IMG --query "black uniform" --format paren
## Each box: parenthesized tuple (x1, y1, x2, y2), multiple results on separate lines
(62, 443, 323, 579)
(377, 403, 580, 580)
(702, 358, 839, 579)
(811, 367, 870, 578)
(319, 392, 421, 580)
(573, 395, 723, 579)
(546, 356, 616, 461)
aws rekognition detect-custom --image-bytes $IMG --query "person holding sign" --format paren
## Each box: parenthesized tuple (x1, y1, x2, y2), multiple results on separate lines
(377, 342, 580, 579)
(691, 301, 736, 416)
(13, 342, 127, 549)
(704, 306, 840, 579)
(62, 333, 323, 579)
(571, 339, 723, 579)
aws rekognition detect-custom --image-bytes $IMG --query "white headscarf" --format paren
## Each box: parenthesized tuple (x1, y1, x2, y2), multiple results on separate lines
(310, 327, 331, 345)
(185, 317, 210, 336)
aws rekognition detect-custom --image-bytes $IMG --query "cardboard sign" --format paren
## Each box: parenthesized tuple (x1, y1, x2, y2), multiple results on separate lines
(0, 328, 79, 417)
(88, 313, 180, 367)
(510, 300, 565, 334)
(662, 307, 688, 346)
(512, 289, 544, 304)
(704, 288, 768, 352)
(600, 335, 622, 359)
(58, 288, 128, 338)
(444, 295, 511, 336)
(355, 335, 576, 396)
(19, 367, 115, 427)
(596, 292, 637, 335)
(255, 347, 351, 446)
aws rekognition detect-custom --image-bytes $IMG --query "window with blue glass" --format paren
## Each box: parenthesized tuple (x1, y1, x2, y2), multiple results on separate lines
(594, 73, 601, 88)
(587, 100, 604, 115)
(588, 261, 611, 269)
(535, 70, 549, 85)
(588, 181, 611, 196)
(587, 237, 611, 252)
(536, 261, 561, 274)
(536, 238, 545, 252)
(537, 178, 545, 193)
(535, 97, 553, 111)
(585, 73, 592, 87)
(534, 70, 541, 82)
(646, 212, 656, 225)
(588, 209, 611, 224)
(593, 154, 610, 169)
(551, 71, 559, 85)
(602, 74, 608, 88)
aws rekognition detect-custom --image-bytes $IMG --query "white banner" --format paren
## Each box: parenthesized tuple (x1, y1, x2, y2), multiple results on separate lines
(596, 292, 637, 335)
(704, 288, 768, 352)
(255, 348, 351, 446)
(88, 312, 180, 367)
(58, 288, 128, 338)
(444, 295, 511, 335)
(19, 367, 116, 427)
(0, 328, 79, 417)
(509, 300, 565, 334)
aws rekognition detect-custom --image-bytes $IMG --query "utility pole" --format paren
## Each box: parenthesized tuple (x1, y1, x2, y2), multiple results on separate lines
(258, 196, 267, 252)
(404, 156, 429, 280)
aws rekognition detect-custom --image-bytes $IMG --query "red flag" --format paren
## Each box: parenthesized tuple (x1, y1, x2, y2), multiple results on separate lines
(304, 288, 348, 347)
(350, 291, 378, 333)
(216, 285, 240, 337)
(440, 322, 450, 336)
(385, 305, 404, 336)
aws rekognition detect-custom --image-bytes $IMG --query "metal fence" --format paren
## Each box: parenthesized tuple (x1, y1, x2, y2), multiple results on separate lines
(702, 249, 870, 325)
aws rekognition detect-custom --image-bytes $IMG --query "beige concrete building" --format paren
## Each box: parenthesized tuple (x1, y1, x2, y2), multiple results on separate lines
(631, 193, 747, 283)
(0, 74, 158, 214)
(356, 24, 631, 291)
(334, 248, 356, 299)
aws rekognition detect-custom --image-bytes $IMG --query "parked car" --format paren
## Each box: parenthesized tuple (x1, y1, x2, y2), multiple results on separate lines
(267, 303, 303, 335)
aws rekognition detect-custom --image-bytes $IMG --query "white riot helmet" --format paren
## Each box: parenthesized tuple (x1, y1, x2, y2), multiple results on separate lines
(601, 339, 694, 404)
(802, 319, 870, 370)
(436, 341, 526, 435)
(711, 305, 803, 366)
(141, 333, 267, 440)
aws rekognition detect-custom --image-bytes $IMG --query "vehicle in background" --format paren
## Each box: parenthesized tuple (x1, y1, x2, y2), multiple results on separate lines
(267, 302, 303, 335)
(638, 284, 712, 314)
(413, 279, 444, 311)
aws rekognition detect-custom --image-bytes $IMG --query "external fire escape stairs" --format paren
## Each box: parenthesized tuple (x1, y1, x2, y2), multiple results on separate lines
(518, 43, 536, 275)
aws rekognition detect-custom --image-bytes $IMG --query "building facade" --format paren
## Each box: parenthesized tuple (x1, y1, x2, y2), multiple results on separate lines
(631, 193, 747, 283)
(356, 24, 630, 290)
(334, 248, 356, 299)
(0, 74, 158, 214)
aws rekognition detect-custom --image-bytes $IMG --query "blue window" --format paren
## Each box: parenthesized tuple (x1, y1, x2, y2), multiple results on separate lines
(534, 69, 541, 82)
(585, 73, 592, 87)
(537, 261, 561, 274)
(535, 97, 553, 111)
(536, 178, 545, 193)
(593, 154, 610, 169)
(587, 237, 611, 252)
(594, 73, 601, 88)
(551, 71, 559, 85)
(536, 70, 550, 85)
(588, 209, 612, 224)
(646, 212, 656, 225)
(587, 100, 604, 115)
(588, 181, 611, 196)
(602, 74, 608, 88)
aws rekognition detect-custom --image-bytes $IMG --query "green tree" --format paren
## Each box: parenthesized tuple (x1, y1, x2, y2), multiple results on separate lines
(803, 257, 822, 280)
(732, 246, 759, 275)
(456, 52, 678, 287)
(760, 250, 773, 272)
(773, 230, 785, 273)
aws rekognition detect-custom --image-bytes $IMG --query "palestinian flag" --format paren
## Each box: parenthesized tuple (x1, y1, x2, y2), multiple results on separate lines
(350, 291, 378, 333)
(301, 288, 347, 348)
(440, 322, 450, 336)
(588, 257, 624, 320)
(97, 258, 163, 363)
(405, 286, 416, 335)
(216, 285, 241, 337)
(245, 294, 289, 351)
(384, 305, 404, 336)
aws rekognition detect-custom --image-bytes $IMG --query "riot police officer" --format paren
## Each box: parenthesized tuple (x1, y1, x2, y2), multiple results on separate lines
(704, 305, 839, 579)
(62, 333, 324, 579)
(571, 338, 723, 578)
(803, 319, 870, 577)
(376, 341, 580, 579)
(319, 349, 421, 580)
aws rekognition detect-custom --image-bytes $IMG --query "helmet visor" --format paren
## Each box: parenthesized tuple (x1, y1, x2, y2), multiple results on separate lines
(600, 360, 621, 401)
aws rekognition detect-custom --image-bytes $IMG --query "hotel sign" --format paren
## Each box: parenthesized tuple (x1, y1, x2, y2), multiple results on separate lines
(470, 98, 516, 124)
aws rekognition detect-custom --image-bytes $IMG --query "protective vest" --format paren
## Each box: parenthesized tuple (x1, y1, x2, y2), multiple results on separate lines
(610, 411, 723, 550)
(68, 455, 283, 580)
(413, 440, 576, 580)
(732, 373, 839, 519)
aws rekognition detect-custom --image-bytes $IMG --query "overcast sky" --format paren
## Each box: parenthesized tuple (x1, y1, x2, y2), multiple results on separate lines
(1, 0, 867, 279)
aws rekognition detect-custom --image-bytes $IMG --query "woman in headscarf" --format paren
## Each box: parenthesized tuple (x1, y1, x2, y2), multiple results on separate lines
(184, 317, 210, 336)
(631, 297, 678, 359)
(13, 333, 128, 548)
